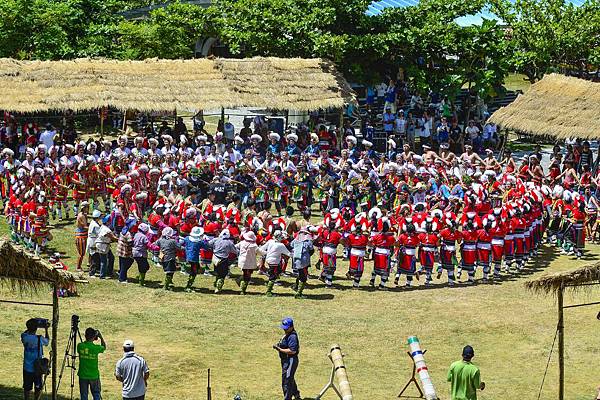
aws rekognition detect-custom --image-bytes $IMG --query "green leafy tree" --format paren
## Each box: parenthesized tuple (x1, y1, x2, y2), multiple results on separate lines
(492, 0, 600, 82)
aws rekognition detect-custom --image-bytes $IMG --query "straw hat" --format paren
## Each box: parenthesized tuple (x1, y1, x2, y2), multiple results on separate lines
(286, 133, 298, 142)
(268, 132, 281, 141)
(250, 134, 262, 142)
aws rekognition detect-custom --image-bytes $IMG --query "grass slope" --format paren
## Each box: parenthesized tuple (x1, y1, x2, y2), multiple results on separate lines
(0, 217, 598, 400)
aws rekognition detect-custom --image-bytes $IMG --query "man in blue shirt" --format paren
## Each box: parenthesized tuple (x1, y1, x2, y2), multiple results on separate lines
(21, 319, 49, 400)
(274, 317, 300, 400)
(383, 106, 395, 137)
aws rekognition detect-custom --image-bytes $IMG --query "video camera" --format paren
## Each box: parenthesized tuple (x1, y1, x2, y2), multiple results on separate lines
(29, 318, 50, 329)
(71, 314, 80, 330)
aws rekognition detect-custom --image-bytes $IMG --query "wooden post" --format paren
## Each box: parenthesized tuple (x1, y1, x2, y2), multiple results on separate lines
(557, 284, 564, 400)
(51, 284, 59, 400)
(122, 109, 128, 132)
(220, 107, 225, 130)
(285, 110, 289, 130)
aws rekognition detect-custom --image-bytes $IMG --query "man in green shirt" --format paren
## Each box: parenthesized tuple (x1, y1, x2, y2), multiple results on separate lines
(447, 345, 485, 400)
(77, 327, 106, 400)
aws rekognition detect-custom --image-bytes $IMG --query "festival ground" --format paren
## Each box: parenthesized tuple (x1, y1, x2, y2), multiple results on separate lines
(0, 217, 598, 400)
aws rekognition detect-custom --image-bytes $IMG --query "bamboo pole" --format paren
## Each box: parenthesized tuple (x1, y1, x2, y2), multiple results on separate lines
(558, 284, 564, 400)
(51, 284, 59, 400)
(329, 344, 353, 400)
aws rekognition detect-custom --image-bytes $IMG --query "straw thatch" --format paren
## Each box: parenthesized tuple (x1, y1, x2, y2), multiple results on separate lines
(0, 57, 355, 113)
(525, 262, 600, 296)
(0, 239, 76, 292)
(489, 73, 600, 139)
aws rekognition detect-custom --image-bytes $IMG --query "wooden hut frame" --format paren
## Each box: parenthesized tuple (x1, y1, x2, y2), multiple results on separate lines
(0, 240, 79, 400)
(525, 263, 600, 400)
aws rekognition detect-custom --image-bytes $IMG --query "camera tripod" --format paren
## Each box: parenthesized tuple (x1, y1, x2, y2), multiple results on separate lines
(57, 315, 82, 400)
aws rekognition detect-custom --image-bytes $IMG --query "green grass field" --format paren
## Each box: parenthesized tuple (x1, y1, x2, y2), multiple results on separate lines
(1, 216, 599, 400)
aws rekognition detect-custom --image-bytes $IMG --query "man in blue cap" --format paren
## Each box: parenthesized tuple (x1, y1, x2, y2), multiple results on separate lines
(273, 317, 300, 400)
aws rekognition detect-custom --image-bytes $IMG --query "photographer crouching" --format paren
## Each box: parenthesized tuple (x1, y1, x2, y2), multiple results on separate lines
(21, 318, 50, 400)
(77, 327, 106, 400)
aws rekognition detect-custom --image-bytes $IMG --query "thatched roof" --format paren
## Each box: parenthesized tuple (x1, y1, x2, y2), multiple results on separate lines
(0, 239, 76, 292)
(525, 262, 600, 296)
(489, 73, 600, 139)
(0, 57, 355, 113)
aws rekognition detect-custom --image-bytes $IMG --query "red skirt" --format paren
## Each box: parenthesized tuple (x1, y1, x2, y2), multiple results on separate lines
(399, 254, 416, 274)
(419, 250, 435, 269)
(477, 248, 491, 264)
(461, 249, 477, 266)
(373, 251, 390, 271)
(349, 248, 365, 272)
(491, 245, 504, 262)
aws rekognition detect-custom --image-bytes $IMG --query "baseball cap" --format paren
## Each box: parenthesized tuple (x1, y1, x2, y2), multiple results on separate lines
(280, 317, 294, 330)
(123, 339, 135, 348)
(462, 345, 475, 359)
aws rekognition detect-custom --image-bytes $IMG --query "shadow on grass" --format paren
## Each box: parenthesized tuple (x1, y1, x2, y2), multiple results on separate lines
(0, 384, 72, 400)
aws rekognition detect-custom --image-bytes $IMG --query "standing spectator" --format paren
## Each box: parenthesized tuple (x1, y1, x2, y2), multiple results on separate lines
(465, 120, 480, 147)
(96, 216, 118, 279)
(384, 79, 397, 114)
(375, 81, 387, 106)
(87, 210, 102, 277)
(406, 111, 416, 150)
(449, 120, 463, 154)
(437, 117, 450, 146)
(394, 110, 406, 144)
(447, 345, 485, 400)
(365, 85, 376, 111)
(39, 123, 57, 149)
(482, 121, 497, 149)
(115, 340, 150, 400)
(21, 319, 49, 400)
(77, 327, 106, 400)
(383, 106, 395, 138)
(273, 317, 301, 400)
(418, 111, 433, 150)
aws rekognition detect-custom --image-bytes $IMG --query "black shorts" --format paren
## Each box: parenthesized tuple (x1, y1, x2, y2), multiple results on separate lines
(23, 370, 42, 391)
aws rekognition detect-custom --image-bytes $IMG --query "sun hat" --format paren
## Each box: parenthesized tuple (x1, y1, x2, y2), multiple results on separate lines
(242, 230, 256, 242)
(189, 226, 204, 242)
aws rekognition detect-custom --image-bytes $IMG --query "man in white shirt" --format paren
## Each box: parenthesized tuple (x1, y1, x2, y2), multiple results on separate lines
(87, 210, 102, 277)
(115, 339, 150, 400)
(39, 124, 57, 149)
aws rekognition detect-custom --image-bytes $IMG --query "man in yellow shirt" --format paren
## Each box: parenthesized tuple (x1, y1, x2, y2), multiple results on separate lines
(447, 345, 485, 400)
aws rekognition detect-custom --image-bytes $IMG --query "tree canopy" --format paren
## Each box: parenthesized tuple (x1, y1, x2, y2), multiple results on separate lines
(0, 0, 597, 93)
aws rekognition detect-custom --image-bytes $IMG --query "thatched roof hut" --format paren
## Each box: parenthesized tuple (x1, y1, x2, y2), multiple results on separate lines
(0, 57, 355, 113)
(0, 239, 76, 292)
(525, 262, 600, 296)
(489, 73, 600, 139)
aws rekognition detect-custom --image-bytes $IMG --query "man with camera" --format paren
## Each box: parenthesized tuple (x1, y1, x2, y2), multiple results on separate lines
(77, 327, 106, 400)
(273, 317, 301, 400)
(21, 318, 50, 400)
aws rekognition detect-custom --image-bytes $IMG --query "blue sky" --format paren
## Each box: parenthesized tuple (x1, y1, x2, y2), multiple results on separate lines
(366, 0, 587, 26)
